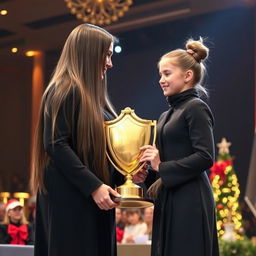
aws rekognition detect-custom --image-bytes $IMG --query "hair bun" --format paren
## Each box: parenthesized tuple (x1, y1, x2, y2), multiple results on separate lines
(185, 38, 209, 63)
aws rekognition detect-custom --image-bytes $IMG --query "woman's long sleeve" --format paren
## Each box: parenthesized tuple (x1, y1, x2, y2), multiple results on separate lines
(43, 93, 103, 198)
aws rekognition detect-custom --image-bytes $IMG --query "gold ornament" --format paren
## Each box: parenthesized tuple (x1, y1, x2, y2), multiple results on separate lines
(217, 137, 231, 154)
(64, 0, 133, 25)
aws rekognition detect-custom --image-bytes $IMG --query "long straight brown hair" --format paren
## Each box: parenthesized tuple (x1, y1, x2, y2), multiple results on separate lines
(30, 24, 116, 194)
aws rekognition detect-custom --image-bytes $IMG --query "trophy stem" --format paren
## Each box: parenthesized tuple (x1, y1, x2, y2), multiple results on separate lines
(123, 174, 133, 186)
(114, 173, 153, 208)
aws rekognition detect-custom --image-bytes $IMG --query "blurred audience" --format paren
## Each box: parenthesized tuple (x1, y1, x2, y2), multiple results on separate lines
(240, 200, 256, 239)
(144, 206, 154, 241)
(9, 175, 27, 193)
(121, 209, 147, 243)
(0, 202, 6, 223)
(116, 208, 124, 243)
(0, 199, 33, 244)
(28, 205, 36, 242)
(121, 209, 129, 227)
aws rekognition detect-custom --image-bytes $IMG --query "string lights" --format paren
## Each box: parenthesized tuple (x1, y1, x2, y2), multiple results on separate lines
(210, 138, 243, 239)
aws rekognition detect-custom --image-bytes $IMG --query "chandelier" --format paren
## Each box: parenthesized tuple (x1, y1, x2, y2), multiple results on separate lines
(64, 0, 133, 26)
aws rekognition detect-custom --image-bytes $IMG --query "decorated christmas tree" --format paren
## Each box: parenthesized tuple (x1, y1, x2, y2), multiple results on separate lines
(210, 138, 243, 240)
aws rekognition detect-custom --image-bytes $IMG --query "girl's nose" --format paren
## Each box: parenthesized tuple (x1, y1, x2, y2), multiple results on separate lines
(159, 76, 165, 84)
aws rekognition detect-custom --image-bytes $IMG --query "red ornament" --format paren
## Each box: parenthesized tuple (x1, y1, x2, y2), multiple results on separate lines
(209, 159, 232, 183)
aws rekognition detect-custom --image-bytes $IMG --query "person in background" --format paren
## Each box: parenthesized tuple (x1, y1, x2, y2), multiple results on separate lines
(0, 202, 6, 223)
(140, 38, 219, 256)
(28, 204, 36, 242)
(121, 209, 129, 227)
(240, 200, 256, 239)
(115, 208, 124, 243)
(0, 199, 33, 244)
(121, 209, 147, 243)
(144, 206, 154, 241)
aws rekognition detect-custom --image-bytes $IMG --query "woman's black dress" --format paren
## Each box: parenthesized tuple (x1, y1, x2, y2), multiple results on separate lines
(34, 90, 122, 256)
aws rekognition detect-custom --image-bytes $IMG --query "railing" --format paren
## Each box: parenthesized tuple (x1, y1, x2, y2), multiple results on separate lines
(0, 244, 151, 256)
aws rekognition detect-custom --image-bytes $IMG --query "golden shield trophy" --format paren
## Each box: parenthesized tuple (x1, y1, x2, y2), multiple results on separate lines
(104, 107, 157, 208)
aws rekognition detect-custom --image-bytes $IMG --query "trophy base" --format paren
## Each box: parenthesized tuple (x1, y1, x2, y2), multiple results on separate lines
(113, 197, 153, 209)
(114, 182, 153, 208)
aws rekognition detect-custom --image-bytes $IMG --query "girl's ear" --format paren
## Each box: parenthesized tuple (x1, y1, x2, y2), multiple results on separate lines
(184, 70, 194, 84)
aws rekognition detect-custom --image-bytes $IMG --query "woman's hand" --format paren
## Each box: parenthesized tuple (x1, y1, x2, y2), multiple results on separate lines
(140, 144, 161, 171)
(132, 164, 148, 184)
(91, 184, 121, 210)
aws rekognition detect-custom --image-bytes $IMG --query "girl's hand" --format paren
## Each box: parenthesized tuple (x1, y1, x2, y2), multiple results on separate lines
(91, 184, 121, 210)
(125, 235, 135, 243)
(140, 144, 161, 171)
(132, 164, 148, 184)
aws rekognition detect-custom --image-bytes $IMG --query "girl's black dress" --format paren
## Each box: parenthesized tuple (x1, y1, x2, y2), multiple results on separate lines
(150, 89, 219, 256)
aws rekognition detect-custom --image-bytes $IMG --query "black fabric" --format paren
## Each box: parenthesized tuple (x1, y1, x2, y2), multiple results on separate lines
(150, 89, 219, 256)
(34, 89, 122, 256)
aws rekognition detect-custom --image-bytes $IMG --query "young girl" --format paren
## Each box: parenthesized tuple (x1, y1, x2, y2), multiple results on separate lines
(121, 209, 147, 243)
(0, 199, 33, 244)
(144, 206, 154, 241)
(140, 38, 219, 256)
(115, 208, 124, 243)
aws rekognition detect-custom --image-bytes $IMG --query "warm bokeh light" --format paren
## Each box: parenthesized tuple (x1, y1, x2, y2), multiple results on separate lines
(25, 50, 39, 57)
(11, 47, 18, 53)
(0, 9, 7, 15)
(13, 192, 30, 207)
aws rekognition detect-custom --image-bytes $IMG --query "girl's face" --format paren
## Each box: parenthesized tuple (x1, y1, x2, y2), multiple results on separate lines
(144, 207, 154, 224)
(115, 208, 122, 223)
(159, 58, 193, 97)
(128, 212, 140, 225)
(8, 206, 23, 223)
(102, 42, 113, 79)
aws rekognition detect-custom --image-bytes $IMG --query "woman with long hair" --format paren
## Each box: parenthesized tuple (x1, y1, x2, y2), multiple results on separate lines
(30, 24, 123, 256)
(140, 38, 219, 256)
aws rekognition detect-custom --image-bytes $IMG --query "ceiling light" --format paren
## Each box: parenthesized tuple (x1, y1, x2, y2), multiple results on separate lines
(114, 45, 122, 54)
(11, 48, 18, 53)
(64, 0, 133, 25)
(25, 51, 38, 57)
(0, 9, 8, 15)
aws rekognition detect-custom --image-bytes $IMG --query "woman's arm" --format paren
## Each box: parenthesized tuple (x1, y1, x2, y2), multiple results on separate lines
(43, 90, 120, 209)
(43, 92, 103, 198)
